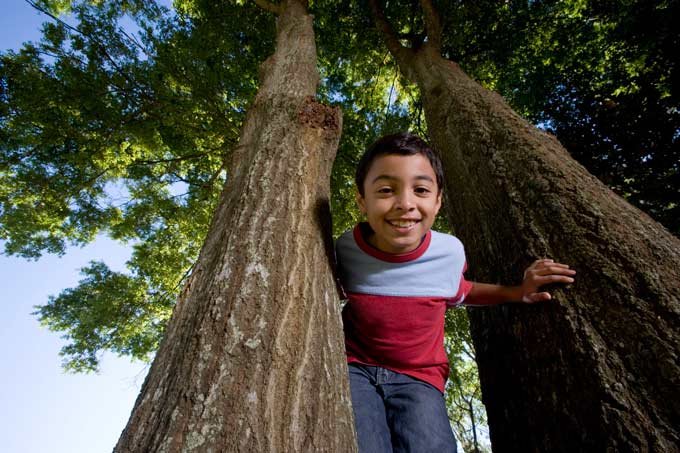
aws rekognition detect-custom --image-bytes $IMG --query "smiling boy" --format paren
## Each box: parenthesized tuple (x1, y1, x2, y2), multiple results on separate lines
(335, 133, 575, 453)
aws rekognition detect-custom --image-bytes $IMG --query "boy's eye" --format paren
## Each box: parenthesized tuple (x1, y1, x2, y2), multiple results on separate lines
(415, 187, 432, 194)
(377, 187, 393, 194)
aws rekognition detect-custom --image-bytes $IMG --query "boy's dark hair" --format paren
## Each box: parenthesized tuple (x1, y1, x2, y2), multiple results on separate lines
(355, 132, 445, 196)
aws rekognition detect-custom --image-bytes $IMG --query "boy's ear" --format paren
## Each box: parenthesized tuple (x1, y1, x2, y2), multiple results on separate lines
(355, 191, 367, 214)
(435, 191, 442, 214)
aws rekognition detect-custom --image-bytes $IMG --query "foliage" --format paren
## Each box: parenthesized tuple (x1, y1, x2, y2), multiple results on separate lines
(314, 1, 422, 237)
(445, 308, 491, 453)
(34, 260, 169, 371)
(332, 0, 679, 235)
(440, 0, 680, 235)
(1, 0, 273, 370)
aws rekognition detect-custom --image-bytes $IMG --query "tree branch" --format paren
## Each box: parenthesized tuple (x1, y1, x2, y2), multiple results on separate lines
(25, 0, 152, 103)
(419, 0, 443, 52)
(468, 397, 480, 453)
(366, 50, 390, 104)
(253, 0, 282, 15)
(384, 70, 398, 116)
(130, 151, 212, 166)
(367, 0, 415, 67)
(119, 27, 152, 59)
(203, 157, 229, 191)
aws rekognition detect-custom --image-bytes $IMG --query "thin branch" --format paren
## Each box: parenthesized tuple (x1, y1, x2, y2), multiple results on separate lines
(203, 157, 229, 191)
(384, 70, 398, 117)
(25, 0, 81, 36)
(33, 48, 138, 105)
(119, 27, 152, 59)
(253, 0, 282, 15)
(367, 50, 391, 104)
(131, 151, 212, 166)
(78, 167, 111, 192)
(419, 0, 443, 52)
(402, 81, 423, 121)
(168, 172, 195, 186)
(461, 341, 477, 361)
(25, 0, 152, 102)
(468, 397, 481, 453)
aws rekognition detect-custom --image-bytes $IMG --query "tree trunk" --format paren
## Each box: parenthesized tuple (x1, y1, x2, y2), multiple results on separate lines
(368, 0, 680, 447)
(402, 44, 680, 452)
(114, 1, 357, 451)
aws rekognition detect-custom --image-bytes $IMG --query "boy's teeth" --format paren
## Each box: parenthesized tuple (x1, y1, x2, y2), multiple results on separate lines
(390, 220, 416, 227)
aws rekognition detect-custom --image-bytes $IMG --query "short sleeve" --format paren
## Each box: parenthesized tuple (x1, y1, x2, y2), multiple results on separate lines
(446, 262, 473, 308)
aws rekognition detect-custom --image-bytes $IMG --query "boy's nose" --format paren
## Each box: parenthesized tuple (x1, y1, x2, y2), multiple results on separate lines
(395, 193, 415, 210)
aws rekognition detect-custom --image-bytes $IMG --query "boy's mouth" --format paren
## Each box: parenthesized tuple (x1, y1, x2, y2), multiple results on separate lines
(386, 219, 420, 228)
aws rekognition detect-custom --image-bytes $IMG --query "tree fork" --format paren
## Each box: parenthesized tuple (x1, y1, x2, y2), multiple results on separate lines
(369, 1, 680, 451)
(114, 1, 357, 451)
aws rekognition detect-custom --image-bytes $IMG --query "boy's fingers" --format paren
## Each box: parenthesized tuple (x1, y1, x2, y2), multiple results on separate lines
(535, 266, 576, 276)
(533, 259, 573, 269)
(526, 292, 552, 303)
(528, 259, 551, 269)
(535, 275, 575, 284)
(535, 263, 571, 271)
(548, 263, 571, 269)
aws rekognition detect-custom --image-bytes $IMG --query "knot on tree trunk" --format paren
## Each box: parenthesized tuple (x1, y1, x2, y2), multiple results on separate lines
(297, 96, 341, 132)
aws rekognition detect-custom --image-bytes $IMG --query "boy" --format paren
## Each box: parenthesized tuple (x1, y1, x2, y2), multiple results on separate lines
(335, 133, 575, 453)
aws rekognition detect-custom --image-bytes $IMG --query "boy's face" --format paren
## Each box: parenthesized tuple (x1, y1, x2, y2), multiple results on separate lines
(357, 153, 442, 254)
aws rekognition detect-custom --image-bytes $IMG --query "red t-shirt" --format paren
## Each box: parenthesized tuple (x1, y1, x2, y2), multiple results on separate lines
(336, 223, 472, 392)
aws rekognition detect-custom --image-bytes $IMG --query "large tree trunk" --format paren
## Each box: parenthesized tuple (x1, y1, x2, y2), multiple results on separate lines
(370, 2, 680, 451)
(114, 1, 356, 451)
(415, 46, 680, 453)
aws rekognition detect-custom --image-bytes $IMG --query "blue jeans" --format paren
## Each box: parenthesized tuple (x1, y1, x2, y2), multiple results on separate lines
(348, 363, 458, 453)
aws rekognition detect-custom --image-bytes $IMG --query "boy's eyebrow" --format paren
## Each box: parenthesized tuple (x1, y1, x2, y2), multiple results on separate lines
(371, 174, 435, 184)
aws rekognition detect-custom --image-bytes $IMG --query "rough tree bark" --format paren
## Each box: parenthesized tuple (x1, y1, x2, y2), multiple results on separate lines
(114, 1, 357, 451)
(370, 1, 680, 451)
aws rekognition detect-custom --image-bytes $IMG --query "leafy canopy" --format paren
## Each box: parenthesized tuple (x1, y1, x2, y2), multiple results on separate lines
(1, 0, 272, 369)
(4, 0, 675, 369)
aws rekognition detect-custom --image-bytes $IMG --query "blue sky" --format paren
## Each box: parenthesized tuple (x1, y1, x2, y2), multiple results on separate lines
(1, 2, 149, 452)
